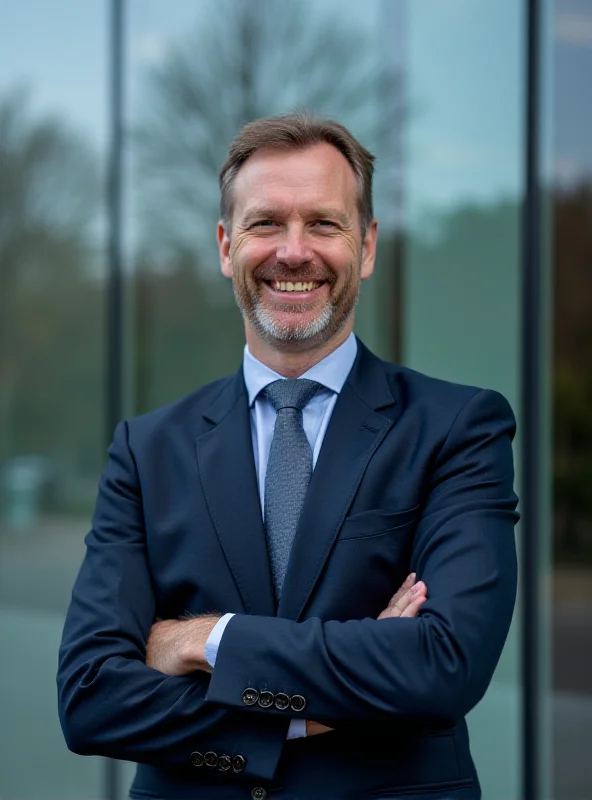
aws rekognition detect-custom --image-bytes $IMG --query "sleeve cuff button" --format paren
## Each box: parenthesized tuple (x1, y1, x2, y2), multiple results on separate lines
(290, 694, 307, 712)
(232, 754, 247, 773)
(274, 692, 290, 710)
(242, 688, 259, 706)
(218, 754, 232, 771)
(258, 690, 275, 708)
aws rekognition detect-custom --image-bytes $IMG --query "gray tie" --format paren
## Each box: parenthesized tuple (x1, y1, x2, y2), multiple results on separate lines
(264, 379, 321, 599)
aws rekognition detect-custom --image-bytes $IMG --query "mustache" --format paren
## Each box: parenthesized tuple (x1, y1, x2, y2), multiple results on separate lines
(253, 264, 335, 283)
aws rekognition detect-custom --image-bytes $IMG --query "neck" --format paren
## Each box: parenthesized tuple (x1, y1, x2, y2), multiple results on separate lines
(246, 324, 353, 378)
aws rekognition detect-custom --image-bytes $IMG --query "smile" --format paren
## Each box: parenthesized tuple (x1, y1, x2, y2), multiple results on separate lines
(267, 280, 323, 293)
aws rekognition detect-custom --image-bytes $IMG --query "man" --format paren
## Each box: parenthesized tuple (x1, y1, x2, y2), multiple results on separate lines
(58, 114, 519, 800)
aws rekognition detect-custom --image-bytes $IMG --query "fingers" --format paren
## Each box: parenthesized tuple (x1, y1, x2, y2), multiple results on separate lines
(399, 593, 427, 618)
(306, 721, 334, 737)
(387, 572, 416, 609)
(377, 575, 428, 619)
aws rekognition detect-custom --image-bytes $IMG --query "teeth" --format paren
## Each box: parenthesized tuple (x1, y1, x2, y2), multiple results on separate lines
(272, 280, 320, 292)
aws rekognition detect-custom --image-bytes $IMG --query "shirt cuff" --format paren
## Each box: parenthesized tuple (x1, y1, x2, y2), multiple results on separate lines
(204, 613, 235, 668)
(287, 718, 307, 739)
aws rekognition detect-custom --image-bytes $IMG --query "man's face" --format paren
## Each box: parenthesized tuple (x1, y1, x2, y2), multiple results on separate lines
(218, 142, 377, 351)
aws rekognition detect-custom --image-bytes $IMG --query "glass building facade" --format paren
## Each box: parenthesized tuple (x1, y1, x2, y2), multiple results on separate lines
(0, 1, 590, 798)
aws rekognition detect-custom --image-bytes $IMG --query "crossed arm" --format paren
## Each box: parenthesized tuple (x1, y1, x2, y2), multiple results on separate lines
(145, 573, 428, 736)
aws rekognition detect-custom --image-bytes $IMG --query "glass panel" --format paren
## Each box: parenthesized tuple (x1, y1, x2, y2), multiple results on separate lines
(552, 1, 592, 797)
(128, 0, 400, 418)
(402, 2, 525, 797)
(0, 1, 107, 797)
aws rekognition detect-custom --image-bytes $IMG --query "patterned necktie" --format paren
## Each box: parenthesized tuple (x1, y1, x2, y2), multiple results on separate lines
(263, 378, 322, 599)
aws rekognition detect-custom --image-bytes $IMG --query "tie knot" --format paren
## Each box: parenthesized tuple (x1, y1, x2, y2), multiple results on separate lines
(264, 379, 321, 412)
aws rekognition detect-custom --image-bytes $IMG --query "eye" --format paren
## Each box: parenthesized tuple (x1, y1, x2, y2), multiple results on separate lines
(249, 220, 277, 229)
(314, 219, 338, 229)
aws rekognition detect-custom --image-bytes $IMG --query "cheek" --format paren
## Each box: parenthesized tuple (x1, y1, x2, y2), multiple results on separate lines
(323, 253, 360, 284)
(232, 239, 275, 275)
(318, 235, 359, 266)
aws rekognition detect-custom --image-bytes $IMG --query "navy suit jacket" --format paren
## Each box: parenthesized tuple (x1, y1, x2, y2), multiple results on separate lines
(57, 341, 519, 800)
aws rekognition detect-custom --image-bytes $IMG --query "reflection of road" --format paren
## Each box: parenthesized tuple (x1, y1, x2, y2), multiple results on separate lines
(1, 521, 591, 799)
(553, 603, 592, 799)
(554, 605, 592, 694)
(0, 520, 126, 799)
(554, 690, 592, 800)
(0, 608, 104, 800)
(0, 518, 88, 615)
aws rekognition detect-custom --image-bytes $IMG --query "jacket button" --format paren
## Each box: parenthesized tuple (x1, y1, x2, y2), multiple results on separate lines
(258, 690, 274, 708)
(290, 694, 307, 712)
(232, 754, 247, 773)
(274, 692, 290, 711)
(217, 753, 231, 771)
(204, 750, 218, 768)
(251, 788, 267, 800)
(242, 687, 259, 706)
(190, 751, 204, 767)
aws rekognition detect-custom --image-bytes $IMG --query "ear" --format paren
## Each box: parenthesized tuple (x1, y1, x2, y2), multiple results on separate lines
(218, 221, 233, 279)
(360, 219, 378, 280)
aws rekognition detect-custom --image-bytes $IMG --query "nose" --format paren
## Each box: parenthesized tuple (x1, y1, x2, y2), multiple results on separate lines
(275, 223, 313, 268)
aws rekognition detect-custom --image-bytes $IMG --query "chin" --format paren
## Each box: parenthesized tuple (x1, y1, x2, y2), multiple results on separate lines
(254, 304, 334, 343)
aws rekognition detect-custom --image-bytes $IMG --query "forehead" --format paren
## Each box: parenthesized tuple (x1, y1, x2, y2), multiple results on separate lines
(232, 143, 359, 214)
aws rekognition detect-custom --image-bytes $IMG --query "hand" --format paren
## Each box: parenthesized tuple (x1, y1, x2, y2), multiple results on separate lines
(377, 572, 427, 620)
(145, 615, 221, 676)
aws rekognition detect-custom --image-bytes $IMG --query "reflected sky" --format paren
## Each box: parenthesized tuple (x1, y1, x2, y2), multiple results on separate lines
(1, 0, 591, 204)
(0, 0, 108, 146)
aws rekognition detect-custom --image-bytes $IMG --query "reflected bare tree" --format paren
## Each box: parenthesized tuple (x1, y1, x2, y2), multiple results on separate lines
(134, 0, 403, 274)
(0, 88, 99, 472)
(553, 181, 592, 562)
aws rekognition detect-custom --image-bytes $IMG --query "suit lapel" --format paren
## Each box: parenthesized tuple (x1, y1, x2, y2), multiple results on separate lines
(278, 342, 401, 621)
(196, 372, 275, 617)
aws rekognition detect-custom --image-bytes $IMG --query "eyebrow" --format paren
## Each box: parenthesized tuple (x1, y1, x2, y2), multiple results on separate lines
(240, 206, 352, 226)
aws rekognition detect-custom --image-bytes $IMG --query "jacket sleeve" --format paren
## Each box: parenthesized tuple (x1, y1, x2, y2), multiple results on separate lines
(205, 389, 519, 726)
(57, 420, 289, 781)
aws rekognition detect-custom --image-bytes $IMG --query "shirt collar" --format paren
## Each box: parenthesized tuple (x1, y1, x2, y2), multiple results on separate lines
(243, 333, 358, 407)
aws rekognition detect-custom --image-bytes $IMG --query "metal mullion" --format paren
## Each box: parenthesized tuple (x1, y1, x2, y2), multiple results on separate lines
(521, 0, 545, 797)
(105, 0, 125, 797)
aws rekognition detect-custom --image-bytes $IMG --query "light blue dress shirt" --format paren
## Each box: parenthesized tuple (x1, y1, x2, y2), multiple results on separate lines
(205, 332, 358, 738)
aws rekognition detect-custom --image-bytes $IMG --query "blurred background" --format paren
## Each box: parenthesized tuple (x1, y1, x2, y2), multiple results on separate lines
(0, 0, 590, 798)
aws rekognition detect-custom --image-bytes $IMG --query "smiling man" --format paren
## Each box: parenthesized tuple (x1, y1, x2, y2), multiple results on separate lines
(58, 114, 519, 800)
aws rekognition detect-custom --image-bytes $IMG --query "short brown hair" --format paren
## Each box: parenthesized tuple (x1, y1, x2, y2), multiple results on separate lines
(219, 112, 375, 233)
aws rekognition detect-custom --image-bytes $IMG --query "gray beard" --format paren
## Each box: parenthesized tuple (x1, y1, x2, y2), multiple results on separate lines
(232, 282, 359, 347)
(253, 298, 334, 342)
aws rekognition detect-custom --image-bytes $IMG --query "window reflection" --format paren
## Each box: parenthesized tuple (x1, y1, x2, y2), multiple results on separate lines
(129, 0, 401, 413)
(552, 2, 592, 798)
(0, 3, 107, 797)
